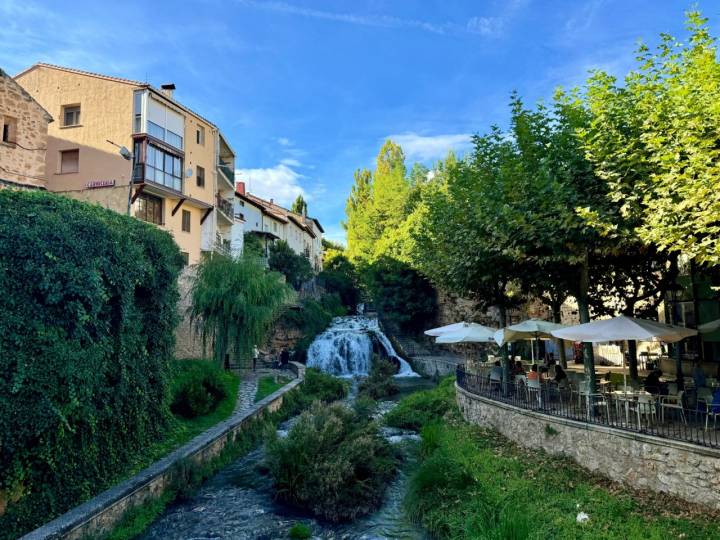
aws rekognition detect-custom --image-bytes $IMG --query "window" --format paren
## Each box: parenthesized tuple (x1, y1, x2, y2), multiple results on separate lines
(60, 149, 79, 173)
(196, 165, 205, 187)
(136, 193, 163, 225)
(133, 91, 143, 133)
(181, 209, 191, 232)
(180, 252, 190, 265)
(2, 116, 17, 144)
(145, 144, 183, 191)
(62, 105, 81, 127)
(196, 126, 205, 145)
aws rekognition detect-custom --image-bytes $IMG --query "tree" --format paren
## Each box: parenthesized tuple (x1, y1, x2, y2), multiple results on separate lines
(291, 194, 308, 216)
(268, 240, 314, 290)
(344, 168, 374, 261)
(318, 253, 361, 309)
(582, 11, 720, 267)
(190, 254, 294, 366)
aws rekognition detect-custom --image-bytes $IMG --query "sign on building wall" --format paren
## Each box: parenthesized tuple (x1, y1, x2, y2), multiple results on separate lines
(85, 180, 116, 189)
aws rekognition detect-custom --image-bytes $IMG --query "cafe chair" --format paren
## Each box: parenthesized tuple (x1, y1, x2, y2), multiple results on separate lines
(660, 391, 686, 425)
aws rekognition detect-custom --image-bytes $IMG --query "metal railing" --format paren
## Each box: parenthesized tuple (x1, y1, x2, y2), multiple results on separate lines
(218, 163, 235, 184)
(216, 194, 234, 219)
(456, 368, 720, 449)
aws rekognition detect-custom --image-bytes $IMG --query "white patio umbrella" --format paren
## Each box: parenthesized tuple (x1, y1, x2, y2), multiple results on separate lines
(493, 319, 568, 361)
(424, 322, 469, 337)
(698, 318, 720, 334)
(551, 315, 698, 390)
(435, 323, 496, 344)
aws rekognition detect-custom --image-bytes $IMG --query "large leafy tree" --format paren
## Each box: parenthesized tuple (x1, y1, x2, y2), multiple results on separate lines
(291, 194, 308, 215)
(582, 11, 720, 267)
(344, 168, 374, 261)
(268, 240, 314, 290)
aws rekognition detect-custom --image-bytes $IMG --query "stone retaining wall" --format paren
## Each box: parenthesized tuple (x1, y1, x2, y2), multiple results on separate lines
(456, 383, 720, 509)
(411, 355, 462, 377)
(22, 379, 303, 540)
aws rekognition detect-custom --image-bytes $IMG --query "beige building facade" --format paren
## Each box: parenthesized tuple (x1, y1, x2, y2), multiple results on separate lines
(0, 68, 53, 189)
(15, 63, 238, 264)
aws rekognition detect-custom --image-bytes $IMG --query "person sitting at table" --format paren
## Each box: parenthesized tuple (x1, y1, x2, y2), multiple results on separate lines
(489, 360, 503, 382)
(553, 364, 568, 388)
(644, 368, 667, 395)
(512, 360, 525, 377)
(527, 364, 542, 385)
(692, 362, 707, 388)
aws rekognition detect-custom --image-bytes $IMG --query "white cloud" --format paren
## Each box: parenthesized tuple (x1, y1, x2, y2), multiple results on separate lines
(385, 132, 473, 162)
(235, 163, 307, 207)
(466, 16, 503, 37)
(322, 224, 347, 246)
(277, 137, 292, 146)
(280, 157, 301, 167)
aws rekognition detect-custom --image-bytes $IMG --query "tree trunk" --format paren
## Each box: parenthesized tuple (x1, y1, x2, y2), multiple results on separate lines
(498, 304, 511, 396)
(579, 253, 597, 393)
(627, 339, 639, 385)
(668, 256, 685, 391)
(551, 302, 567, 368)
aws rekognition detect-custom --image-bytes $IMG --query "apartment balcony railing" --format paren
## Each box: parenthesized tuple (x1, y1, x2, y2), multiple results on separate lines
(216, 194, 234, 220)
(218, 162, 235, 185)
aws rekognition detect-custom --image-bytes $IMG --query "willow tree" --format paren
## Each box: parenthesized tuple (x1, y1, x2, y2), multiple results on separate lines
(190, 254, 295, 366)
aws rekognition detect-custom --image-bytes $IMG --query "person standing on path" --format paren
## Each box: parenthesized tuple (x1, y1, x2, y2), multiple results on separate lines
(252, 345, 260, 372)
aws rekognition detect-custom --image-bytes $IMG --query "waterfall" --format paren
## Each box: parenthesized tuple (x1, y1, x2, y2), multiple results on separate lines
(307, 316, 419, 377)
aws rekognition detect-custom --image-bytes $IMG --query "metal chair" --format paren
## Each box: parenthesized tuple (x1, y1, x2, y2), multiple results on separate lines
(628, 394, 657, 428)
(660, 391, 686, 425)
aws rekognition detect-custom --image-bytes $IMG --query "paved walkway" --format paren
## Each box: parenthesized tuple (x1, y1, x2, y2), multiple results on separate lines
(234, 368, 296, 414)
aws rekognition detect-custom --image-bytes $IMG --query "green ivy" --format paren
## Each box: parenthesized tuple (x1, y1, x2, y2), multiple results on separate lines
(0, 190, 183, 539)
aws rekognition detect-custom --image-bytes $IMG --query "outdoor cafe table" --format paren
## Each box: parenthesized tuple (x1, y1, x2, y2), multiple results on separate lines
(610, 389, 653, 424)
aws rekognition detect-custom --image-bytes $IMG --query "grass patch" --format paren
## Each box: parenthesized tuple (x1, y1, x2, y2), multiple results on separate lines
(255, 375, 292, 402)
(384, 375, 456, 430)
(400, 381, 720, 539)
(103, 490, 176, 540)
(288, 522, 312, 538)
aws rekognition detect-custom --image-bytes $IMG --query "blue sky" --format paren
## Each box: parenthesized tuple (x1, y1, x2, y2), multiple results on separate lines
(2, 1, 717, 243)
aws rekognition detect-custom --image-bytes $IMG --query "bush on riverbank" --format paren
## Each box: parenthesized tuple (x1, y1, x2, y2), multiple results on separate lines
(395, 378, 720, 539)
(0, 191, 183, 539)
(383, 376, 456, 430)
(170, 360, 233, 418)
(358, 356, 399, 399)
(280, 294, 346, 358)
(266, 401, 397, 522)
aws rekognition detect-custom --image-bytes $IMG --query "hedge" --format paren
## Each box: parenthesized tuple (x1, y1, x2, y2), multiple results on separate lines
(0, 190, 184, 538)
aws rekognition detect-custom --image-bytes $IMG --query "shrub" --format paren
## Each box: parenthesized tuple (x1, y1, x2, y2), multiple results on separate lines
(169, 361, 229, 419)
(266, 402, 397, 522)
(288, 522, 312, 539)
(384, 376, 457, 431)
(299, 368, 349, 405)
(358, 356, 399, 400)
(0, 190, 183, 538)
(317, 253, 361, 309)
(280, 294, 346, 356)
(268, 239, 314, 289)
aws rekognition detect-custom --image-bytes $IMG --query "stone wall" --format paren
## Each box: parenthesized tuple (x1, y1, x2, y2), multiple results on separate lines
(0, 69, 51, 189)
(456, 383, 720, 509)
(21, 379, 303, 540)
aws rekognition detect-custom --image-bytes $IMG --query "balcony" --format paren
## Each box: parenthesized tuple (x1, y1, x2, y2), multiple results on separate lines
(216, 193, 234, 223)
(218, 161, 235, 189)
(132, 161, 183, 194)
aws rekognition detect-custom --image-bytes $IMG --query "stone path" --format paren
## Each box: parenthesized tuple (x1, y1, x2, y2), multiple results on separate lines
(234, 368, 296, 414)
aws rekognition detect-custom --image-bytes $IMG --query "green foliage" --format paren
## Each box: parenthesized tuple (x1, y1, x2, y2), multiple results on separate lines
(0, 190, 183, 539)
(582, 11, 720, 266)
(290, 194, 308, 216)
(406, 422, 720, 539)
(243, 232, 266, 258)
(384, 376, 457, 431)
(358, 355, 400, 400)
(169, 360, 230, 419)
(299, 367, 349, 405)
(361, 256, 437, 334)
(280, 294, 346, 355)
(190, 254, 294, 366)
(265, 401, 397, 522)
(288, 522, 312, 539)
(268, 240, 314, 290)
(318, 253, 361, 309)
(255, 375, 292, 403)
(104, 489, 176, 540)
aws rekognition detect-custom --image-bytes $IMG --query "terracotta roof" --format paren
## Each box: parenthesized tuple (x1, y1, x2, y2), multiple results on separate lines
(14, 63, 218, 129)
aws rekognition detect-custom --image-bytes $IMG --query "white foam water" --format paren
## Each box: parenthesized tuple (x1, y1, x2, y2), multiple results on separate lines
(306, 316, 419, 378)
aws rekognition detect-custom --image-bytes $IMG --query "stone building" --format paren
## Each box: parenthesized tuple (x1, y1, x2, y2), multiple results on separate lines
(0, 68, 53, 189)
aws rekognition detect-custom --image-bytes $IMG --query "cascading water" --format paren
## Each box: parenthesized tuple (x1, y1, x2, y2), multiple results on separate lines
(307, 316, 419, 377)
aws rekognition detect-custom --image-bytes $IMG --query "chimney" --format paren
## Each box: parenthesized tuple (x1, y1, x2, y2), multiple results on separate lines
(236, 181, 246, 195)
(270, 198, 274, 204)
(160, 83, 176, 99)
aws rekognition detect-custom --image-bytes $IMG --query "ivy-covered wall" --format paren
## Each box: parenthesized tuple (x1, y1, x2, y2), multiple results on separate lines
(0, 190, 184, 539)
